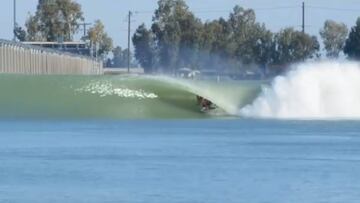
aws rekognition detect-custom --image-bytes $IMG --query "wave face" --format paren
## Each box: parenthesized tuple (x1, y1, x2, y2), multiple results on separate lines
(0, 75, 261, 119)
(241, 61, 360, 119)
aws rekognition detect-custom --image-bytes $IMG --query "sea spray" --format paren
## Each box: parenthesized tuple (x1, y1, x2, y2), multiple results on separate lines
(240, 61, 360, 119)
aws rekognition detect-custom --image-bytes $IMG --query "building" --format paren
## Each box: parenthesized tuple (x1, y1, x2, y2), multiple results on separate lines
(21, 41, 91, 56)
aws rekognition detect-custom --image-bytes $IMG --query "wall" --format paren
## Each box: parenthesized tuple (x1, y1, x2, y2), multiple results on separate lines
(0, 40, 102, 75)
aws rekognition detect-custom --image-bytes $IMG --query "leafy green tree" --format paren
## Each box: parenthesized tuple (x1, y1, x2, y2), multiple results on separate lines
(14, 24, 27, 41)
(273, 28, 319, 65)
(111, 46, 135, 68)
(85, 20, 113, 58)
(111, 46, 125, 67)
(320, 20, 348, 58)
(26, 0, 83, 41)
(152, 0, 195, 72)
(200, 18, 232, 69)
(252, 25, 275, 66)
(222, 5, 275, 72)
(25, 14, 43, 41)
(198, 20, 223, 69)
(228, 6, 257, 61)
(344, 18, 360, 59)
(176, 9, 203, 69)
(132, 24, 156, 73)
(132, 2, 323, 75)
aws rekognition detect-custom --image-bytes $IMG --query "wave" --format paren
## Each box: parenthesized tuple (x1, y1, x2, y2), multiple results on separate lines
(0, 74, 261, 119)
(5, 61, 357, 120)
(240, 61, 360, 120)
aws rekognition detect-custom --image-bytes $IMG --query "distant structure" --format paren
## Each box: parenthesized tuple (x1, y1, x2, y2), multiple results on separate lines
(0, 39, 102, 75)
(22, 41, 91, 56)
(103, 67, 144, 75)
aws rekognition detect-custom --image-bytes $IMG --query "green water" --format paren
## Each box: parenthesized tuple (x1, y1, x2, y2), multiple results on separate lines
(0, 75, 262, 119)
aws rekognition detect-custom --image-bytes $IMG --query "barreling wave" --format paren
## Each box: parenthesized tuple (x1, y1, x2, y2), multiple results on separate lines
(240, 61, 360, 120)
(0, 74, 261, 119)
(4, 61, 357, 120)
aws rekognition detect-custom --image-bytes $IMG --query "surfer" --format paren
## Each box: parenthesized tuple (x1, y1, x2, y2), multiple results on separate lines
(196, 95, 214, 111)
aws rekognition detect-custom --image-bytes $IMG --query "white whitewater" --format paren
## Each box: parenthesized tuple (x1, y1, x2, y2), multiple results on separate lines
(76, 81, 158, 99)
(241, 61, 360, 119)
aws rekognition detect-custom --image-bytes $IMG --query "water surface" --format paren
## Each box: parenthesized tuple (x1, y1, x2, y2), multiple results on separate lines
(0, 119, 359, 203)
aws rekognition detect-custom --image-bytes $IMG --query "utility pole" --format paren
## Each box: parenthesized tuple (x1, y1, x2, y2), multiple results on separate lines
(302, 1, 305, 33)
(13, 0, 16, 41)
(127, 11, 132, 73)
(80, 22, 92, 38)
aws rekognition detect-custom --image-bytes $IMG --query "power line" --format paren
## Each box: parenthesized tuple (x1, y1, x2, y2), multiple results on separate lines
(189, 6, 300, 13)
(135, 5, 300, 15)
(307, 5, 360, 12)
(129, 5, 360, 15)
(134, 10, 153, 14)
(254, 6, 299, 11)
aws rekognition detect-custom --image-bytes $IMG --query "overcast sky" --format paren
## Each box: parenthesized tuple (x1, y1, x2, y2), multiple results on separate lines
(1, 0, 360, 50)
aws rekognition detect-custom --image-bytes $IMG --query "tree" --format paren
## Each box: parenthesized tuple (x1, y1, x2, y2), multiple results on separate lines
(25, 0, 84, 41)
(228, 6, 257, 63)
(25, 14, 43, 41)
(14, 24, 27, 41)
(111, 46, 125, 67)
(320, 20, 348, 58)
(85, 20, 113, 58)
(111, 46, 135, 68)
(200, 18, 232, 70)
(176, 9, 203, 69)
(132, 2, 324, 75)
(152, 0, 192, 72)
(252, 25, 275, 66)
(273, 28, 319, 65)
(344, 18, 360, 59)
(132, 24, 156, 73)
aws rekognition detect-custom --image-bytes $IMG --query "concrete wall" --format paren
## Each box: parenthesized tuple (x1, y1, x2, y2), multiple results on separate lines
(0, 39, 102, 75)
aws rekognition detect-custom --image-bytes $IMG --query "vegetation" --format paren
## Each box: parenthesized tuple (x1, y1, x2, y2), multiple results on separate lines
(107, 46, 137, 68)
(344, 18, 360, 60)
(25, 0, 83, 41)
(132, 24, 156, 73)
(274, 28, 319, 65)
(83, 20, 113, 58)
(14, 24, 27, 41)
(13, 0, 360, 73)
(320, 20, 348, 58)
(16, 0, 113, 60)
(133, 0, 320, 74)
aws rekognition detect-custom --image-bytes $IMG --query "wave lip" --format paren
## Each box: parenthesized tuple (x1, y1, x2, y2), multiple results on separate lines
(240, 61, 360, 120)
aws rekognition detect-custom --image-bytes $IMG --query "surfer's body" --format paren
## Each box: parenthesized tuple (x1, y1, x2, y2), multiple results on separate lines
(196, 95, 216, 112)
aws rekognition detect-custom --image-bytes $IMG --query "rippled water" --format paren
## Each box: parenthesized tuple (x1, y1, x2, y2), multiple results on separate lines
(0, 119, 359, 203)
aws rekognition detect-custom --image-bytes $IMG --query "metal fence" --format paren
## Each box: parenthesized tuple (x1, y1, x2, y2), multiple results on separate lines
(0, 39, 102, 75)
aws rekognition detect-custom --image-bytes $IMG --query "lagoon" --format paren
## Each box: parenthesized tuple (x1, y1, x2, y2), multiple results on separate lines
(0, 119, 359, 203)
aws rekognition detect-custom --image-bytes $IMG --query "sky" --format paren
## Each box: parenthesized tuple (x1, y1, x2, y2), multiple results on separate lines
(1, 0, 360, 50)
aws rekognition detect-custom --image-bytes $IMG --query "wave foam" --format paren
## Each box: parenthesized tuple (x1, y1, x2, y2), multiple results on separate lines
(240, 61, 360, 119)
(76, 81, 158, 99)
